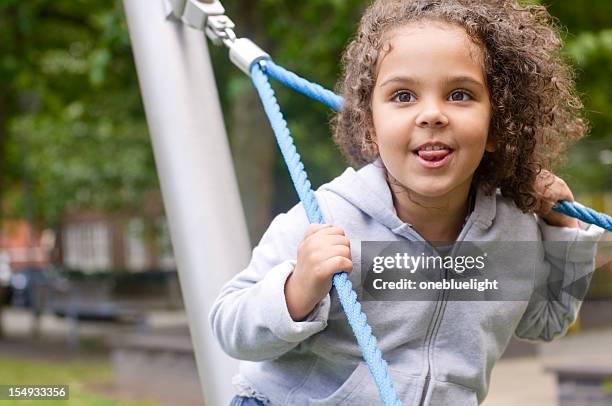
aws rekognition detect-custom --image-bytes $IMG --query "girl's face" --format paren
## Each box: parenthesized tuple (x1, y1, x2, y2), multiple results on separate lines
(371, 22, 494, 200)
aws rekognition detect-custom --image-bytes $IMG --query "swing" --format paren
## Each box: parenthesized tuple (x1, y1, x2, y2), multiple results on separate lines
(171, 2, 612, 405)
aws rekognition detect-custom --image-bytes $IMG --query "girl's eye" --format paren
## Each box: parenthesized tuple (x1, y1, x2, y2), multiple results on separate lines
(392, 91, 416, 103)
(449, 91, 472, 102)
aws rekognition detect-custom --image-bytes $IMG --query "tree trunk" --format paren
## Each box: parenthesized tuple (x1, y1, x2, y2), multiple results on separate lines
(227, 3, 277, 245)
(230, 88, 276, 245)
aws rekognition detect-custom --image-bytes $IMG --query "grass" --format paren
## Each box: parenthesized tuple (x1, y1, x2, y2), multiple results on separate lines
(0, 355, 160, 405)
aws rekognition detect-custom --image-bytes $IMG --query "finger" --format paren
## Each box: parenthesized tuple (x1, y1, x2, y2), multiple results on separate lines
(537, 174, 575, 203)
(313, 226, 346, 237)
(535, 172, 559, 205)
(303, 232, 350, 250)
(536, 169, 554, 182)
(542, 210, 579, 228)
(303, 242, 351, 266)
(544, 211, 566, 224)
(535, 170, 555, 189)
(300, 235, 349, 257)
(320, 256, 354, 276)
(549, 192, 572, 205)
(303, 223, 332, 239)
(537, 199, 554, 216)
(316, 235, 351, 248)
(318, 244, 352, 260)
(537, 169, 553, 178)
(555, 179, 574, 202)
(304, 237, 350, 256)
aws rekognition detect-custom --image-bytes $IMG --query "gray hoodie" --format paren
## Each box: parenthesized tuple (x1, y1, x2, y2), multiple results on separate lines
(209, 159, 605, 405)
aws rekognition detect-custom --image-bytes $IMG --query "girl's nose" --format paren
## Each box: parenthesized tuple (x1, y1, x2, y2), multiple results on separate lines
(415, 102, 449, 128)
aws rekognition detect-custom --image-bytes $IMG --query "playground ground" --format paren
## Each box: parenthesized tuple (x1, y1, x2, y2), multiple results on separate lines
(483, 327, 612, 406)
(1, 307, 611, 406)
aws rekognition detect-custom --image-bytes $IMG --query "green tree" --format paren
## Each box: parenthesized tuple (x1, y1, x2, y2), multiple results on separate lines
(562, 28, 612, 194)
(0, 1, 157, 228)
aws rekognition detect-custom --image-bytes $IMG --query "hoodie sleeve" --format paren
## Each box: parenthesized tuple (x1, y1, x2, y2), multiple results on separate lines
(208, 198, 332, 361)
(513, 217, 605, 342)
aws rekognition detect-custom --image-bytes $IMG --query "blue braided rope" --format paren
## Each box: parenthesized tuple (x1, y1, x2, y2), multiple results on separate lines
(260, 60, 344, 112)
(259, 60, 612, 233)
(250, 60, 403, 406)
(554, 200, 612, 232)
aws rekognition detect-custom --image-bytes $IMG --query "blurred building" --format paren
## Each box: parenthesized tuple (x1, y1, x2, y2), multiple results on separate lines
(0, 219, 51, 270)
(0, 212, 175, 275)
(58, 210, 175, 273)
(56, 191, 176, 273)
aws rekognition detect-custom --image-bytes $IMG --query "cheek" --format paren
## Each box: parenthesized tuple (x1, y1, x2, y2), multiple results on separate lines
(373, 110, 412, 148)
(455, 109, 491, 148)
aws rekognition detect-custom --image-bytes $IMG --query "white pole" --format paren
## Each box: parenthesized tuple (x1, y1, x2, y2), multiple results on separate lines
(122, 1, 251, 404)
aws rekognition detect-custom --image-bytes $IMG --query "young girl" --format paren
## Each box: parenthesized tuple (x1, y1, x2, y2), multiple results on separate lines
(210, 1, 605, 405)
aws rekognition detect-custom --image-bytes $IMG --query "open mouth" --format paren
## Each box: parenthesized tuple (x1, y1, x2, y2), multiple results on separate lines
(415, 147, 452, 162)
(412, 143, 454, 168)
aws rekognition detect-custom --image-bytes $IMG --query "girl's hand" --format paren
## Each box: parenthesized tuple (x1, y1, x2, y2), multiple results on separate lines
(285, 224, 353, 321)
(535, 170, 579, 229)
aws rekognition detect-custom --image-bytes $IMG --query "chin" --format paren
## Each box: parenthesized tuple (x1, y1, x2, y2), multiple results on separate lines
(412, 187, 453, 198)
(403, 182, 455, 198)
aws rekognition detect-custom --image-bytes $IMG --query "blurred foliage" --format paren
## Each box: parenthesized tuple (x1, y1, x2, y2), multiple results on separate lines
(0, 1, 157, 227)
(0, 0, 610, 226)
(561, 28, 612, 194)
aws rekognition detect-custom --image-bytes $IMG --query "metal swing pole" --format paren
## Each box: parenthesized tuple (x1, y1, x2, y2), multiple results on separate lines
(122, 0, 259, 404)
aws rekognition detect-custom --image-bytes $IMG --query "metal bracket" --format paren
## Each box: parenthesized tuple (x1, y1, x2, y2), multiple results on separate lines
(203, 14, 236, 46)
(228, 38, 270, 76)
(182, 0, 225, 30)
(163, 0, 269, 76)
(162, 0, 186, 19)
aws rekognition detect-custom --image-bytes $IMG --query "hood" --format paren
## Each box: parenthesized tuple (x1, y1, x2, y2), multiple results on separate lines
(318, 157, 496, 232)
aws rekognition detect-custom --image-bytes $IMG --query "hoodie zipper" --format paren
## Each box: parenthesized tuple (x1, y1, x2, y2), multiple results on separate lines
(415, 215, 476, 406)
(419, 374, 431, 406)
(397, 226, 445, 406)
(418, 284, 445, 406)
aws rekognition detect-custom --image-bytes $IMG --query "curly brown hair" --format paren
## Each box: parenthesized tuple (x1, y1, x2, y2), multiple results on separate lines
(331, 0, 588, 212)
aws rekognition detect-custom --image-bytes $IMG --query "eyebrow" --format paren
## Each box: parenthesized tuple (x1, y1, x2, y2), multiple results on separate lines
(444, 75, 486, 89)
(379, 75, 422, 88)
(378, 75, 485, 90)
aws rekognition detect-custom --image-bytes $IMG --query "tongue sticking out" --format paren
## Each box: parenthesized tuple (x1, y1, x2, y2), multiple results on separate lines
(417, 149, 451, 161)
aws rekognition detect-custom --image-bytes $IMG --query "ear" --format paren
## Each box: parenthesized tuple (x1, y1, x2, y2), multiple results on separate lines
(368, 121, 377, 142)
(485, 134, 496, 152)
(363, 122, 379, 155)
